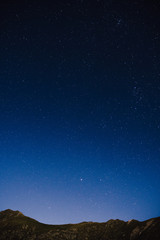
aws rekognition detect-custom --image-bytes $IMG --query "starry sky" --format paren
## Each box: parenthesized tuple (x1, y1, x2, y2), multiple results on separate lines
(0, 0, 160, 224)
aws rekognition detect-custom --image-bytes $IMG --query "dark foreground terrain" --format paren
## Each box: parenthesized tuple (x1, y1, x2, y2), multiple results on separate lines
(0, 209, 160, 240)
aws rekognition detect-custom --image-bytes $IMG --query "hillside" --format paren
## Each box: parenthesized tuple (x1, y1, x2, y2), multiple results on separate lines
(0, 209, 160, 240)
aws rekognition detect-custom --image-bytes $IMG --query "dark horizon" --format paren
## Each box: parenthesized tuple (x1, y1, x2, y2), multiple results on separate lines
(1, 208, 160, 225)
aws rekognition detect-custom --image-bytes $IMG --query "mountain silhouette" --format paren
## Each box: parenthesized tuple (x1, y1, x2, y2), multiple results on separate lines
(0, 209, 160, 240)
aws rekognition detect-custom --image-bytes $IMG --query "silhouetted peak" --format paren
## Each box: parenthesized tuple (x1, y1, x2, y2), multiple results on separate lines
(0, 209, 24, 219)
(0, 210, 160, 240)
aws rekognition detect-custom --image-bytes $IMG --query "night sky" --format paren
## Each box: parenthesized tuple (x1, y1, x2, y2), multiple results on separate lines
(0, 0, 160, 224)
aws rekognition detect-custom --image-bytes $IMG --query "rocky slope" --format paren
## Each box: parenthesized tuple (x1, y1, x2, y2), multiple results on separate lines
(0, 209, 159, 240)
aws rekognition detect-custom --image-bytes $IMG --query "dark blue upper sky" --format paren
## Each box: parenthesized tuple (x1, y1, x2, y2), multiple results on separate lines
(0, 0, 160, 224)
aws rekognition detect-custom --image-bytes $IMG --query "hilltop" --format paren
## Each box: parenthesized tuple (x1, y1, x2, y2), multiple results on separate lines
(0, 209, 160, 240)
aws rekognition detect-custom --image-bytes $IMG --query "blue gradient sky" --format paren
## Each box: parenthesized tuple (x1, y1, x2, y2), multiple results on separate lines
(0, 0, 160, 224)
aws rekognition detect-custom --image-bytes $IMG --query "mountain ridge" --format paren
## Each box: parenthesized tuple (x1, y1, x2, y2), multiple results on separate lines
(0, 209, 160, 240)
